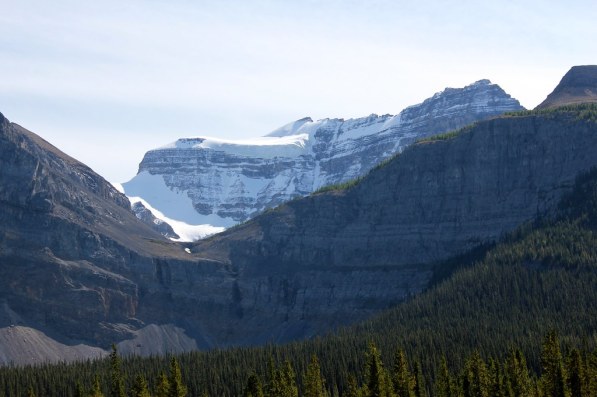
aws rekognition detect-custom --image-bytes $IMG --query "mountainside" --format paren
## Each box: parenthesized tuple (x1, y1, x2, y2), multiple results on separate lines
(5, 165, 597, 397)
(537, 65, 597, 109)
(123, 80, 523, 234)
(193, 105, 597, 270)
(1, 68, 597, 366)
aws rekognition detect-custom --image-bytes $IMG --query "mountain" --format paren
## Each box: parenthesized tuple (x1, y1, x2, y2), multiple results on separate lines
(537, 65, 597, 109)
(1, 67, 596, 366)
(122, 80, 523, 236)
(6, 162, 597, 396)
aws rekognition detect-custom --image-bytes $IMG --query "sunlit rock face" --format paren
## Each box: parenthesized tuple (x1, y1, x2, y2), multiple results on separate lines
(124, 80, 523, 229)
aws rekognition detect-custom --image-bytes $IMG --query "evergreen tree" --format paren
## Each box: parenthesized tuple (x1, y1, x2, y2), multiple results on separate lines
(155, 372, 170, 397)
(412, 361, 426, 397)
(168, 357, 187, 397)
(393, 349, 413, 397)
(540, 331, 568, 397)
(109, 344, 126, 397)
(75, 381, 86, 397)
(27, 386, 36, 397)
(566, 349, 584, 397)
(587, 350, 597, 397)
(488, 358, 505, 397)
(131, 375, 151, 397)
(436, 357, 453, 397)
(364, 343, 385, 397)
(504, 350, 532, 397)
(90, 375, 104, 397)
(463, 351, 490, 397)
(243, 373, 264, 397)
(280, 360, 299, 397)
(344, 375, 361, 397)
(303, 354, 327, 397)
(266, 356, 282, 397)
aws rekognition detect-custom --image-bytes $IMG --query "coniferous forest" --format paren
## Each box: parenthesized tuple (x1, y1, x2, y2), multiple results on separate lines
(2, 109, 597, 396)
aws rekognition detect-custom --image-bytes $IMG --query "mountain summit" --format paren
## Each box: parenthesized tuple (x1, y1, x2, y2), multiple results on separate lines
(536, 65, 597, 109)
(122, 80, 523, 237)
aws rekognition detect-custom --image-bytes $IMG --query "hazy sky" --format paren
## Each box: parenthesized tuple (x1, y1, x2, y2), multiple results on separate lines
(1, 0, 596, 182)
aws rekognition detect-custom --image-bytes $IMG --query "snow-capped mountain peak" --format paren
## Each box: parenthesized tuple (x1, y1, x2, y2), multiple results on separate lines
(123, 80, 524, 240)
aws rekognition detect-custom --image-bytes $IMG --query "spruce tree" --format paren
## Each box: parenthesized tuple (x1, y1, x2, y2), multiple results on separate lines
(303, 354, 327, 397)
(463, 351, 490, 397)
(345, 375, 361, 397)
(243, 373, 264, 397)
(90, 375, 105, 397)
(109, 344, 126, 397)
(504, 349, 532, 397)
(436, 357, 453, 397)
(566, 349, 584, 397)
(168, 357, 187, 397)
(412, 361, 426, 397)
(393, 349, 413, 397)
(155, 372, 170, 397)
(74, 381, 86, 397)
(27, 386, 36, 397)
(363, 343, 394, 397)
(540, 331, 567, 397)
(280, 360, 299, 397)
(131, 375, 151, 397)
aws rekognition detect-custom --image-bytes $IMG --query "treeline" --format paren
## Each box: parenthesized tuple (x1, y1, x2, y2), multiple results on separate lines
(10, 332, 597, 397)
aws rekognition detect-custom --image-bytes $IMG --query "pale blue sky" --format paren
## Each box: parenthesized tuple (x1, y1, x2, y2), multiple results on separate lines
(1, 0, 596, 182)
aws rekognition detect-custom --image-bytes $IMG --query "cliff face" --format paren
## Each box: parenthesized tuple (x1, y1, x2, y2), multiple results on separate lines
(194, 111, 597, 271)
(2, 73, 597, 365)
(123, 80, 523, 230)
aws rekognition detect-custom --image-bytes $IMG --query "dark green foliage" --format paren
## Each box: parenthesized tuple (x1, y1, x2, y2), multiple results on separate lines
(109, 345, 126, 397)
(167, 357, 187, 397)
(131, 375, 151, 397)
(566, 349, 584, 397)
(392, 349, 413, 397)
(90, 375, 104, 397)
(155, 372, 169, 397)
(303, 355, 327, 397)
(540, 332, 567, 397)
(243, 373, 264, 397)
(412, 362, 426, 397)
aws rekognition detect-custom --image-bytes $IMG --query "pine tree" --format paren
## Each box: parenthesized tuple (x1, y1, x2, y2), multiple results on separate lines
(393, 349, 413, 397)
(155, 372, 170, 397)
(75, 381, 86, 397)
(412, 361, 426, 397)
(463, 351, 490, 397)
(504, 349, 532, 397)
(364, 343, 385, 397)
(303, 354, 327, 397)
(90, 375, 104, 397)
(109, 344, 126, 397)
(540, 331, 567, 397)
(27, 386, 36, 397)
(168, 357, 187, 397)
(436, 357, 453, 397)
(266, 356, 282, 397)
(243, 373, 264, 397)
(344, 375, 361, 397)
(131, 375, 151, 397)
(280, 360, 299, 397)
(587, 350, 597, 397)
(566, 349, 584, 397)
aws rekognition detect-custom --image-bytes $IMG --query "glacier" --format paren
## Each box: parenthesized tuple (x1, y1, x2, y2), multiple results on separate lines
(122, 79, 524, 240)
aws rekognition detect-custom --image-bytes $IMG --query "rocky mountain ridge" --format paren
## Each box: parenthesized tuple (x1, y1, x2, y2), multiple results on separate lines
(1, 67, 597, 365)
(123, 80, 523, 235)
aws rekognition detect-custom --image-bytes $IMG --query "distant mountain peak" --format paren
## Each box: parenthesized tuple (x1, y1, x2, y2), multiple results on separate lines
(536, 65, 597, 109)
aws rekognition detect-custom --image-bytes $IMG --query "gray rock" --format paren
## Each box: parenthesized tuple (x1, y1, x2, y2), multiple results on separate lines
(124, 80, 523, 228)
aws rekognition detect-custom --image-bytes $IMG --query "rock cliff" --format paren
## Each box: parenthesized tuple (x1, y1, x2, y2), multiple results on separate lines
(2, 68, 597, 365)
(123, 80, 523, 232)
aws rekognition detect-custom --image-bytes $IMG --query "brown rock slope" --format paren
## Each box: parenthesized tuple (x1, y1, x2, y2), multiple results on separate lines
(536, 65, 597, 109)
